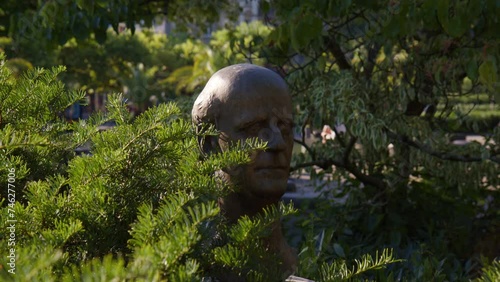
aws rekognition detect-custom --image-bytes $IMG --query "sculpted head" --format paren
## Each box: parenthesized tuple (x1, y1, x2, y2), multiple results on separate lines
(192, 64, 294, 211)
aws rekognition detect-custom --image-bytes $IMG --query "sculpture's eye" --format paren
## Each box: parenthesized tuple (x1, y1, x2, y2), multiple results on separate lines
(258, 128, 273, 141)
(278, 121, 293, 136)
(243, 123, 262, 136)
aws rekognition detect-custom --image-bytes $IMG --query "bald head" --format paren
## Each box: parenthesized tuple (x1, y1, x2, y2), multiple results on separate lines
(192, 64, 289, 127)
(192, 63, 293, 202)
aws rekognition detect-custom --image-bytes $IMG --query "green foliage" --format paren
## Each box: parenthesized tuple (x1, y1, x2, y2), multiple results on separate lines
(476, 259, 500, 282)
(0, 59, 218, 279)
(211, 204, 298, 281)
(2, 27, 199, 112)
(0, 56, 85, 202)
(318, 249, 401, 281)
(255, 0, 500, 280)
(0, 60, 399, 281)
(166, 21, 272, 96)
(1, 0, 500, 280)
(4, 21, 272, 111)
(0, 0, 240, 45)
(55, 30, 191, 109)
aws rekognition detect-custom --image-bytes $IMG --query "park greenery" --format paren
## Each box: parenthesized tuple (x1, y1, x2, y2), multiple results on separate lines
(0, 59, 403, 281)
(1, 0, 499, 281)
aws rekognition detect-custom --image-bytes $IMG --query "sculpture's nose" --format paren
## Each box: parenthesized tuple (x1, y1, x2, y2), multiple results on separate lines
(268, 130, 286, 151)
(259, 119, 286, 151)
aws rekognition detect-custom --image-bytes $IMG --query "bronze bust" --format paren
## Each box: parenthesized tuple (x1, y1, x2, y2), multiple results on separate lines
(192, 64, 297, 276)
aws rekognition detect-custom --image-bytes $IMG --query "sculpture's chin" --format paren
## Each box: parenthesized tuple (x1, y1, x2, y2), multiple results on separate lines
(249, 177, 288, 200)
(220, 166, 289, 200)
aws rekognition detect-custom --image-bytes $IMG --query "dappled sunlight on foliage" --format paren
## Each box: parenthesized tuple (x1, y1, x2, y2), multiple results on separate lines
(0, 0, 499, 280)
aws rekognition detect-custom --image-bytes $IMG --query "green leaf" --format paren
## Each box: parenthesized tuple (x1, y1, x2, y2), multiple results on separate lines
(76, 0, 86, 10)
(333, 243, 345, 257)
(290, 11, 322, 51)
(436, 0, 469, 37)
(465, 59, 479, 81)
(317, 56, 326, 71)
(436, 0, 450, 29)
(95, 0, 108, 8)
(479, 58, 498, 90)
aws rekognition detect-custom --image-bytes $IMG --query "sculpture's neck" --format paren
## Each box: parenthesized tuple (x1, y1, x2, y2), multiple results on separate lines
(218, 192, 279, 223)
(218, 192, 297, 275)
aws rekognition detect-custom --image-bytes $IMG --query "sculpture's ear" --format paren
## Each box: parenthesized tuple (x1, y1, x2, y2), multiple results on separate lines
(198, 134, 221, 158)
(195, 123, 221, 159)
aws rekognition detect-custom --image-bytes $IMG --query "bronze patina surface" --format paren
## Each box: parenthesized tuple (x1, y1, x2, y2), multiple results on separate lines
(192, 64, 297, 275)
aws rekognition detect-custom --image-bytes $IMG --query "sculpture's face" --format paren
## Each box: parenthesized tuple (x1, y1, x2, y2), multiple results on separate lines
(217, 82, 294, 201)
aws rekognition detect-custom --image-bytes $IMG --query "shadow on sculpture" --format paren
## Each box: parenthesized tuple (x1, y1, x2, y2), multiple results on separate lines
(192, 64, 298, 280)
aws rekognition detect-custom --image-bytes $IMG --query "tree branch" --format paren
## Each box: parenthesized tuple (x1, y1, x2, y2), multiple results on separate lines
(364, 43, 380, 79)
(290, 156, 386, 190)
(324, 36, 351, 70)
(387, 130, 500, 164)
(344, 136, 357, 165)
(343, 160, 386, 190)
(293, 138, 314, 159)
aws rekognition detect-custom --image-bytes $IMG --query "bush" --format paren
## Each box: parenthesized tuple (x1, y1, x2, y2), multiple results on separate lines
(0, 55, 284, 280)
